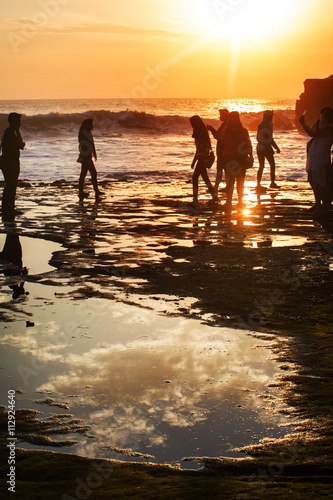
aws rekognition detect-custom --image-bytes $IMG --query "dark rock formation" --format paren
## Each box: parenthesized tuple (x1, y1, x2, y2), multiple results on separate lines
(296, 75, 333, 129)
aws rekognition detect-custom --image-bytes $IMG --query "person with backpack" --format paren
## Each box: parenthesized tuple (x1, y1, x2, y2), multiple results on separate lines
(220, 111, 253, 212)
(190, 115, 217, 209)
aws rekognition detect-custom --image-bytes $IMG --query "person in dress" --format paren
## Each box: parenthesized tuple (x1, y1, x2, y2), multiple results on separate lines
(190, 115, 217, 208)
(77, 118, 103, 201)
(0, 112, 25, 220)
(299, 107, 333, 218)
(220, 111, 253, 212)
(207, 108, 230, 195)
(256, 110, 280, 191)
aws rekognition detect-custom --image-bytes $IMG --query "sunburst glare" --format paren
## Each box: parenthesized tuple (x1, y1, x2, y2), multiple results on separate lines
(185, 0, 309, 43)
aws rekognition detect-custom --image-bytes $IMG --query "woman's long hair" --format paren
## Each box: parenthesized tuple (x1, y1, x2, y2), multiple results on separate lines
(223, 111, 242, 135)
(190, 115, 211, 147)
(78, 119, 93, 143)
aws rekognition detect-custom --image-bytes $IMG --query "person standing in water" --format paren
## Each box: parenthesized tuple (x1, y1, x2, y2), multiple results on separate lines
(207, 108, 230, 195)
(0, 112, 25, 220)
(77, 118, 103, 201)
(256, 110, 280, 191)
(190, 115, 218, 209)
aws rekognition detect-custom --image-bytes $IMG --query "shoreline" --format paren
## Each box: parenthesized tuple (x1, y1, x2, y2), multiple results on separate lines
(0, 178, 332, 498)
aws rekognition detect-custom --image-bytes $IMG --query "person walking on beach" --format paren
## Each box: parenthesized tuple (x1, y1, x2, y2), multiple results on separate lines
(256, 110, 280, 191)
(77, 119, 103, 202)
(220, 111, 253, 212)
(299, 107, 333, 218)
(0, 112, 25, 220)
(207, 108, 229, 195)
(190, 115, 218, 209)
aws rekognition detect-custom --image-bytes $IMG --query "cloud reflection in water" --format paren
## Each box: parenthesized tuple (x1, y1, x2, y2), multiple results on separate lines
(37, 318, 287, 463)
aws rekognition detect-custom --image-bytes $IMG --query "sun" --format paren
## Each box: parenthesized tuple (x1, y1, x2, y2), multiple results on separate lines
(184, 0, 308, 44)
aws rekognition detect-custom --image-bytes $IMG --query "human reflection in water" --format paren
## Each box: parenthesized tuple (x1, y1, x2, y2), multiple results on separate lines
(0, 232, 28, 299)
(77, 202, 98, 253)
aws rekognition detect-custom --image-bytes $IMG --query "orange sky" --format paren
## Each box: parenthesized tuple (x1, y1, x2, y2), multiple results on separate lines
(0, 0, 332, 99)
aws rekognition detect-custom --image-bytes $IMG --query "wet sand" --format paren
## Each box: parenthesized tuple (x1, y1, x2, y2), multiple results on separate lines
(0, 177, 332, 498)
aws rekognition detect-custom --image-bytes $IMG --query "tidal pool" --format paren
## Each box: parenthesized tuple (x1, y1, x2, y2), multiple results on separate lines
(0, 232, 63, 275)
(0, 278, 295, 469)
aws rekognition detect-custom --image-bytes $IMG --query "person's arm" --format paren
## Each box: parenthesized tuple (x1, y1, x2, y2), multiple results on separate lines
(246, 130, 253, 158)
(248, 140, 253, 161)
(207, 125, 218, 139)
(16, 130, 25, 150)
(272, 139, 280, 153)
(299, 114, 316, 137)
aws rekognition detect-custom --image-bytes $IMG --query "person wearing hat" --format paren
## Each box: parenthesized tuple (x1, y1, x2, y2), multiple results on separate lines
(256, 110, 280, 191)
(207, 108, 230, 195)
(77, 118, 103, 201)
(0, 112, 25, 219)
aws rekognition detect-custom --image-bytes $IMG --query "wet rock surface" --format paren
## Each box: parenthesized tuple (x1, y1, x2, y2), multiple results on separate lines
(0, 179, 332, 497)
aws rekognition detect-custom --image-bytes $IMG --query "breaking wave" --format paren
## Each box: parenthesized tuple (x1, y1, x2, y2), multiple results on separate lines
(0, 108, 297, 138)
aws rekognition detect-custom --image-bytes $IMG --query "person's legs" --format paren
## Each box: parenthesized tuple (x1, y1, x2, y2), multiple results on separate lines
(86, 161, 100, 196)
(266, 152, 279, 187)
(224, 156, 240, 210)
(192, 162, 201, 206)
(201, 165, 217, 200)
(214, 169, 223, 194)
(79, 164, 88, 192)
(266, 153, 276, 184)
(225, 176, 235, 210)
(214, 157, 224, 194)
(309, 174, 323, 215)
(79, 163, 90, 200)
(256, 150, 265, 188)
(236, 169, 246, 206)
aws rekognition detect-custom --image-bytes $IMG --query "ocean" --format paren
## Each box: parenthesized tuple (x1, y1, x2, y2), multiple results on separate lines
(0, 98, 308, 184)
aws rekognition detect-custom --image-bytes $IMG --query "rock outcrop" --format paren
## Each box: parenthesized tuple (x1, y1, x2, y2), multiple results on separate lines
(296, 75, 333, 129)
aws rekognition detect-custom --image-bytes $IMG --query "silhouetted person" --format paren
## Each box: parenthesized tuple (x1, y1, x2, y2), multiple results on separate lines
(0, 113, 25, 220)
(299, 107, 333, 218)
(207, 108, 230, 195)
(256, 110, 280, 191)
(77, 119, 103, 202)
(220, 111, 253, 212)
(190, 115, 218, 209)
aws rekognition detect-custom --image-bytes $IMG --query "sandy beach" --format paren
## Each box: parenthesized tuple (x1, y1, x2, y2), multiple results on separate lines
(0, 176, 332, 498)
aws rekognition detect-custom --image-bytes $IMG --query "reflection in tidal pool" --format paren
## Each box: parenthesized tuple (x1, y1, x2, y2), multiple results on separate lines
(0, 233, 62, 274)
(0, 281, 294, 469)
